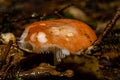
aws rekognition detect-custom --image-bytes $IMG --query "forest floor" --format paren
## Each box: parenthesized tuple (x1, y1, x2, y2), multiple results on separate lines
(0, 0, 120, 80)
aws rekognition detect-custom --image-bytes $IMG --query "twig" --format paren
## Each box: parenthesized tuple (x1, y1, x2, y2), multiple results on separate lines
(16, 71, 51, 79)
(0, 40, 13, 69)
(95, 7, 120, 45)
(80, 7, 120, 55)
(54, 3, 73, 18)
(1, 55, 15, 80)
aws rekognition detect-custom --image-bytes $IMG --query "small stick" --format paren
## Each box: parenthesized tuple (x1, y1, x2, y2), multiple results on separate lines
(0, 40, 13, 69)
(95, 7, 120, 45)
(54, 3, 73, 18)
(81, 7, 120, 55)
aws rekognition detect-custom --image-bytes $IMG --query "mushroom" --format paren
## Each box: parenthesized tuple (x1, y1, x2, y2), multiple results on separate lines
(18, 19, 97, 62)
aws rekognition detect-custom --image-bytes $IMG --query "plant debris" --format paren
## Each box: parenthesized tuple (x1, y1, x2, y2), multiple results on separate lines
(0, 1, 120, 80)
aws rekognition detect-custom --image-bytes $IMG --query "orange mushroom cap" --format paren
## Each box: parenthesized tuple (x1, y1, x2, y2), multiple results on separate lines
(19, 19, 97, 55)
